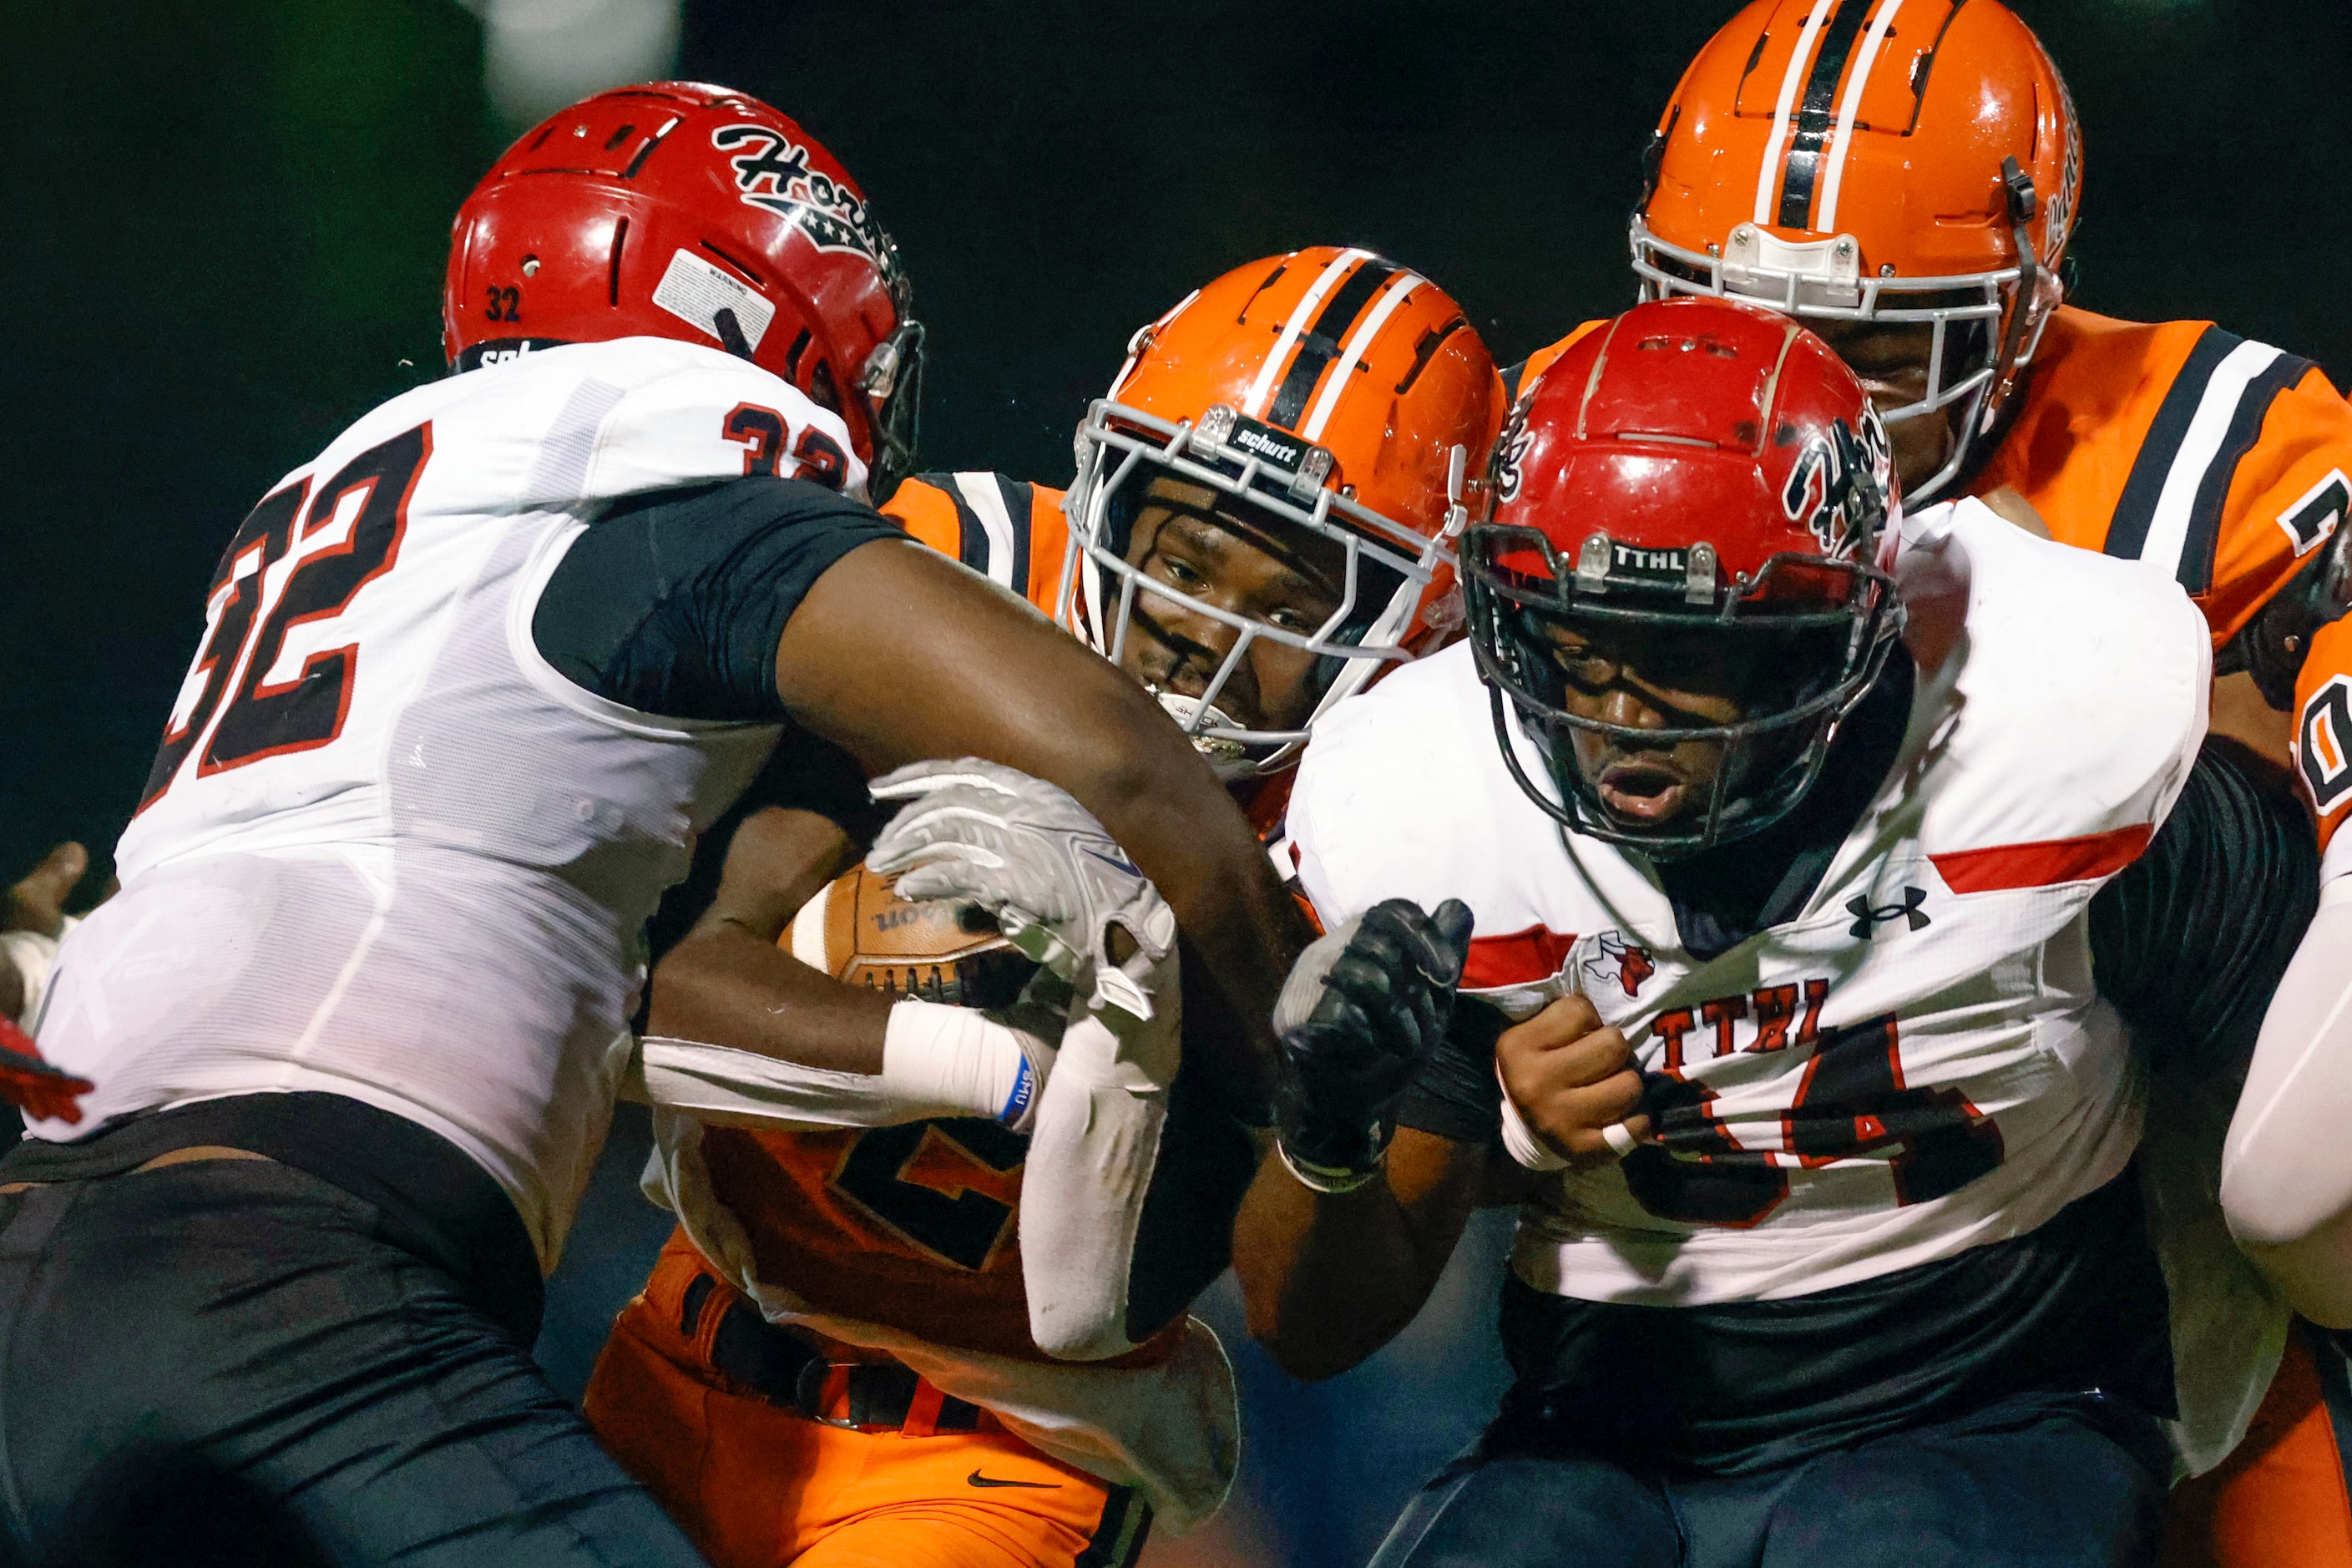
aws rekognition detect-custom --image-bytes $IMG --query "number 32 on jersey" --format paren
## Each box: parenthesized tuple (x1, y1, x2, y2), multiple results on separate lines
(140, 422, 432, 811)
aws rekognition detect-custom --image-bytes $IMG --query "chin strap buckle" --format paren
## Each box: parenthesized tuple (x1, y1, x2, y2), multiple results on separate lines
(1576, 533, 1614, 596)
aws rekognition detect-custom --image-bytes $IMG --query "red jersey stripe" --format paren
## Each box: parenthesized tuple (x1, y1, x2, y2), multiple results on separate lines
(1929, 823, 2154, 893)
(1464, 925, 1579, 989)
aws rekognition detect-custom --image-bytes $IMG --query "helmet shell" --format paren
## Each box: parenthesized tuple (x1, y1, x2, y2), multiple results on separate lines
(444, 83, 919, 486)
(1495, 296, 1896, 590)
(1060, 247, 1507, 776)
(1631, 0, 2081, 502)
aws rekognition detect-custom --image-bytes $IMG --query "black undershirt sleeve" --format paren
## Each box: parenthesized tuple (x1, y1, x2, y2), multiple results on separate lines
(534, 476, 908, 977)
(1396, 998, 1510, 1142)
(2089, 737, 2320, 1081)
(531, 474, 907, 724)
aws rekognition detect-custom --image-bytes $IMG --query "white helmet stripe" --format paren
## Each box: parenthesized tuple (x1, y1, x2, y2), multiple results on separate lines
(1242, 248, 1371, 418)
(1814, 0, 1907, 235)
(1751, 0, 1840, 227)
(1301, 273, 1426, 443)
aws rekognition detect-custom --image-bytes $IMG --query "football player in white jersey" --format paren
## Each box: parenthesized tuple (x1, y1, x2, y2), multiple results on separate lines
(1234, 295, 2315, 1565)
(0, 84, 1314, 1568)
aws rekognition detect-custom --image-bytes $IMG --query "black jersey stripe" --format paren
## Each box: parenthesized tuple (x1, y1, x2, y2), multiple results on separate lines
(2176, 352, 2320, 594)
(2105, 326, 2244, 564)
(910, 470, 993, 576)
(1778, 0, 1874, 231)
(998, 476, 1035, 598)
(1073, 1486, 1150, 1568)
(1267, 260, 1399, 430)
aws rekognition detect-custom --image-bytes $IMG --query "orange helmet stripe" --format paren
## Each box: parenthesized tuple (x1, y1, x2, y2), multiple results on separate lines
(1301, 272, 1427, 442)
(1240, 247, 1372, 421)
(1813, 0, 1910, 233)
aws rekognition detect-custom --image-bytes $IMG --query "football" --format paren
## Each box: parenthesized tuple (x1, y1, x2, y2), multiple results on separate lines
(781, 859, 1037, 1009)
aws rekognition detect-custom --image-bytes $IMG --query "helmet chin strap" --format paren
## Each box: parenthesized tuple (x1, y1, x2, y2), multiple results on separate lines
(1984, 156, 2043, 438)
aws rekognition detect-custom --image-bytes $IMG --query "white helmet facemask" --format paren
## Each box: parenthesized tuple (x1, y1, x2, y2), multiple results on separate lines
(1630, 210, 2062, 505)
(1059, 398, 1468, 778)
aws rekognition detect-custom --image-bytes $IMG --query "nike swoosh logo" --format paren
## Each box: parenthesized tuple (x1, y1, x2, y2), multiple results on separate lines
(1083, 845, 1142, 877)
(967, 1469, 1061, 1490)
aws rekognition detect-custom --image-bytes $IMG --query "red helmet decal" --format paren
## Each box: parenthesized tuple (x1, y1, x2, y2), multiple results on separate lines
(710, 124, 901, 281)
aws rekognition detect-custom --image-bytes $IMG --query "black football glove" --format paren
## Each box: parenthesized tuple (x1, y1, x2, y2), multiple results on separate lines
(1272, 898, 1474, 1192)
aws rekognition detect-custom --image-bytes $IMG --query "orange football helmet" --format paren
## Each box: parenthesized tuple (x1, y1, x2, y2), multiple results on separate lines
(1631, 0, 2081, 501)
(1060, 248, 1507, 775)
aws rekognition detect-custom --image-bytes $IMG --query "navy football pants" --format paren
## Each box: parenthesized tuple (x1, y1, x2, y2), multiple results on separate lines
(1368, 1391, 2170, 1568)
(0, 1156, 707, 1568)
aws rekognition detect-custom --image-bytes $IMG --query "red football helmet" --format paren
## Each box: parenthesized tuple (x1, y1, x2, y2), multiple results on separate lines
(443, 82, 923, 497)
(1464, 296, 1903, 856)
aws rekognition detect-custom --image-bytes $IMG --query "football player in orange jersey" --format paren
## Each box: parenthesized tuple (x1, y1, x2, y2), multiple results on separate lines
(582, 247, 1505, 1568)
(1520, 3, 2352, 1563)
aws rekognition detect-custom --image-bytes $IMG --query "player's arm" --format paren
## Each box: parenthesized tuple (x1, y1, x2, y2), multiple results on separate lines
(2223, 875, 2352, 1325)
(630, 795, 1060, 1130)
(773, 529, 1302, 1105)
(535, 475, 1301, 1110)
(1233, 989, 1641, 1379)
(646, 804, 883, 1073)
(1230, 902, 1485, 1382)
(1235, 1126, 1487, 1382)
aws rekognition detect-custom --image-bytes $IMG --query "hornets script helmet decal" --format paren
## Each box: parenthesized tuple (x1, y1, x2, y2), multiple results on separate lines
(710, 124, 903, 281)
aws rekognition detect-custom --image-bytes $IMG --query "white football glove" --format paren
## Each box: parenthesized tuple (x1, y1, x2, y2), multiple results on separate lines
(867, 759, 1178, 1022)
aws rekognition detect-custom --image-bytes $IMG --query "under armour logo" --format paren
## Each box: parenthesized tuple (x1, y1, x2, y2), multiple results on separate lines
(1847, 888, 1930, 940)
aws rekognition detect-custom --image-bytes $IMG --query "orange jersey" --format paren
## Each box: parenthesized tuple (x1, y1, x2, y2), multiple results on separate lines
(1975, 308, 2349, 651)
(883, 468, 1070, 615)
(695, 1116, 1052, 1362)
(692, 471, 1199, 1367)
(1514, 307, 2352, 850)
(1971, 308, 2352, 854)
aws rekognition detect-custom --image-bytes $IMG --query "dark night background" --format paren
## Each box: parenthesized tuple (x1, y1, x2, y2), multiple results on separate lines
(6, 2, 2350, 1563)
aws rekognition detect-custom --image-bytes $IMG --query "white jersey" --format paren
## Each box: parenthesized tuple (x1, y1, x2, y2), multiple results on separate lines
(33, 336, 863, 1270)
(1290, 498, 2210, 1305)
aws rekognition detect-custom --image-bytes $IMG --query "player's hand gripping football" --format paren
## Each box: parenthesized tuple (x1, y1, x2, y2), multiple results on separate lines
(1272, 898, 1473, 1194)
(867, 759, 1180, 1024)
(1495, 994, 1651, 1171)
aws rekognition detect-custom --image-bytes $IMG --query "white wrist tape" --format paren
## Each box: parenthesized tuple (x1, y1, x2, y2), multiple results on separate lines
(882, 997, 1048, 1130)
(1497, 1060, 1571, 1172)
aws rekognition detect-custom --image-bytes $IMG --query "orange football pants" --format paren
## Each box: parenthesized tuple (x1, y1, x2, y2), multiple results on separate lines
(584, 1233, 1150, 1568)
(2165, 1326, 2352, 1567)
